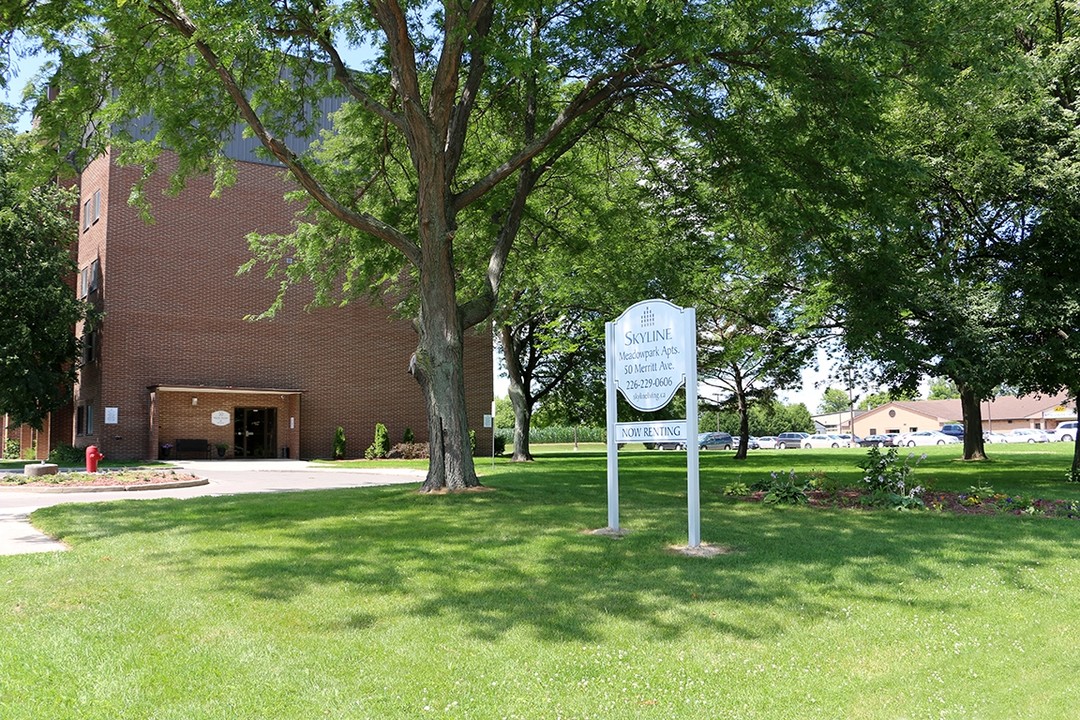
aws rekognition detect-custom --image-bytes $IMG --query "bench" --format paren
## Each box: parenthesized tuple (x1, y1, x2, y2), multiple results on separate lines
(175, 438, 211, 459)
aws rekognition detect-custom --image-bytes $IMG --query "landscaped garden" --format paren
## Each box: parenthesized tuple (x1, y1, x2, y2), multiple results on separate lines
(3, 443, 1080, 718)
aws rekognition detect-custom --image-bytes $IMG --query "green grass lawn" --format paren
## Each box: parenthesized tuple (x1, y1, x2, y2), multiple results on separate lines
(3, 444, 1080, 718)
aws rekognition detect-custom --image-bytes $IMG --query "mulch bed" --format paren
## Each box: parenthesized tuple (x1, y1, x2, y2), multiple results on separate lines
(0, 469, 202, 488)
(742, 489, 1080, 520)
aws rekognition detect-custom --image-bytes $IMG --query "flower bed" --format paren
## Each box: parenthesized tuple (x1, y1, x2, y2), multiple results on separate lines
(737, 486, 1080, 520)
(1, 469, 202, 488)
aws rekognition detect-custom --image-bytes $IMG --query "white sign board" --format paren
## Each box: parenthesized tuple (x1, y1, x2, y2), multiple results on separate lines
(211, 410, 231, 426)
(605, 299, 701, 547)
(611, 300, 687, 411)
(615, 421, 687, 445)
(104, 407, 118, 425)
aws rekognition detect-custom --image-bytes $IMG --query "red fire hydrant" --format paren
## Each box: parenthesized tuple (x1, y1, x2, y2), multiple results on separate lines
(85, 445, 104, 473)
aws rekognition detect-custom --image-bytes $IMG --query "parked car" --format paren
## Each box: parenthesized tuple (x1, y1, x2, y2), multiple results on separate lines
(774, 432, 809, 449)
(733, 436, 760, 450)
(1003, 428, 1050, 443)
(859, 434, 894, 447)
(940, 423, 965, 440)
(1047, 421, 1077, 442)
(802, 433, 844, 449)
(835, 433, 860, 447)
(698, 432, 734, 450)
(756, 435, 777, 448)
(651, 438, 686, 450)
(896, 430, 961, 447)
(983, 431, 1009, 444)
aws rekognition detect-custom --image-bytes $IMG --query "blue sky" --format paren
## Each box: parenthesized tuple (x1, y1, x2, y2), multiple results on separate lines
(2, 46, 49, 132)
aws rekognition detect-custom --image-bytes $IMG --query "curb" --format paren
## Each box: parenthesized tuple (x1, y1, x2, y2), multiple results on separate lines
(0, 478, 210, 494)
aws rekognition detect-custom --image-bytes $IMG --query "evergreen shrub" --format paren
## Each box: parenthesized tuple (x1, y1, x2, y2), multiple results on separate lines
(333, 426, 346, 460)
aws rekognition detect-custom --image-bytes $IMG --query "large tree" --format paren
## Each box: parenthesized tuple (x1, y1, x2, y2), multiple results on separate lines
(827, 1, 1057, 461)
(1004, 1, 1080, 472)
(495, 121, 684, 462)
(10, 0, 959, 488)
(0, 116, 91, 427)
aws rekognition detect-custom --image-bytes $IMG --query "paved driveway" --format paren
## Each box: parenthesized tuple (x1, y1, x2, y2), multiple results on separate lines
(0, 460, 424, 556)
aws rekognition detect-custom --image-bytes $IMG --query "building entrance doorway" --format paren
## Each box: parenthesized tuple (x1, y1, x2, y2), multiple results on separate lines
(234, 407, 277, 458)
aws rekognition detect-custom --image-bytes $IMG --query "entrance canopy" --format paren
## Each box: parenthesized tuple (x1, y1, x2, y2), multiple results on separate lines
(148, 385, 302, 460)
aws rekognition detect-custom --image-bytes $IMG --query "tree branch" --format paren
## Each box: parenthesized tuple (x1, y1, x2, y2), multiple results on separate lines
(146, 0, 421, 266)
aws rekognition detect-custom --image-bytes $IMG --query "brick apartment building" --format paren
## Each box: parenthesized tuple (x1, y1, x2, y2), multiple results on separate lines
(7, 147, 492, 461)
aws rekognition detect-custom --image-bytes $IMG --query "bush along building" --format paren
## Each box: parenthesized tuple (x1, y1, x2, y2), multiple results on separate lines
(9, 147, 491, 461)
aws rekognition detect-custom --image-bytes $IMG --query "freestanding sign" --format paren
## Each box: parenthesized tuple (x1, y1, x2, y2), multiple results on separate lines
(605, 299, 701, 547)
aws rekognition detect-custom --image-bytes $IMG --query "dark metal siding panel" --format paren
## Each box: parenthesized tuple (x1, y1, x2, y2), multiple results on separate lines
(118, 95, 347, 167)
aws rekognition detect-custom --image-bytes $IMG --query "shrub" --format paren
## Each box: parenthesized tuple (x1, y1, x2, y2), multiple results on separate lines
(762, 470, 809, 505)
(857, 447, 928, 510)
(403, 427, 415, 443)
(385, 442, 429, 459)
(333, 426, 346, 460)
(3, 439, 19, 460)
(961, 482, 995, 507)
(723, 481, 749, 497)
(48, 444, 83, 467)
(365, 423, 390, 460)
(493, 436, 506, 455)
(469, 430, 476, 453)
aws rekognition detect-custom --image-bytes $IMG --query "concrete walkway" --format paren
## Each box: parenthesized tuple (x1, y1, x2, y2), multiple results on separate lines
(0, 460, 424, 556)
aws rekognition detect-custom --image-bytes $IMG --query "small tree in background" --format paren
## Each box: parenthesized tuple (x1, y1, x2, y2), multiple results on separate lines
(366, 423, 390, 460)
(818, 388, 852, 415)
(332, 426, 346, 461)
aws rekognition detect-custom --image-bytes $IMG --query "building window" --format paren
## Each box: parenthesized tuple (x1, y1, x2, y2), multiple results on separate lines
(88, 259, 100, 294)
(869, 428, 877, 435)
(82, 328, 98, 364)
(92, 190, 101, 224)
(79, 260, 101, 298)
(82, 199, 91, 231)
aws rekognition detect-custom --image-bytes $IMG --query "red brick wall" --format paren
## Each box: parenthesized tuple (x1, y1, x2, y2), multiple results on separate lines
(75, 150, 493, 459)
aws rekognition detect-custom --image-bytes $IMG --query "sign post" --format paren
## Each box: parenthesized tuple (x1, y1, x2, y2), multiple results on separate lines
(605, 299, 700, 547)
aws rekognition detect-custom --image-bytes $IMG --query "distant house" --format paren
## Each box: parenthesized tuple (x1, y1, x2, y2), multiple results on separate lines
(811, 410, 866, 433)
(852, 393, 1075, 437)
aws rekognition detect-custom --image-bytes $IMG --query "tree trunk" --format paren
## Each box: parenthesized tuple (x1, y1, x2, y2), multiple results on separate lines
(958, 381, 987, 461)
(1071, 395, 1080, 475)
(410, 230, 481, 492)
(732, 365, 749, 461)
(500, 323, 534, 461)
(509, 386, 534, 461)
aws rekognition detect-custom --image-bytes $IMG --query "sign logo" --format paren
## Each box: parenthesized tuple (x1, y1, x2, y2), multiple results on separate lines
(611, 299, 687, 411)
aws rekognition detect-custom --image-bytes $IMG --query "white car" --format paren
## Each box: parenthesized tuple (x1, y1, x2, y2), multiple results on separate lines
(1003, 428, 1050, 443)
(896, 430, 961, 447)
(1046, 421, 1077, 442)
(983, 432, 1009, 444)
(802, 433, 845, 449)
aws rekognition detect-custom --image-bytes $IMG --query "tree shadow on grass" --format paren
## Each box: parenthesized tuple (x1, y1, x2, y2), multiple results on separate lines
(27, 454, 1080, 645)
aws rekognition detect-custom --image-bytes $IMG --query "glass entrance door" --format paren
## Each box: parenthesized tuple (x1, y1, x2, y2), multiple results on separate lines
(233, 407, 277, 458)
